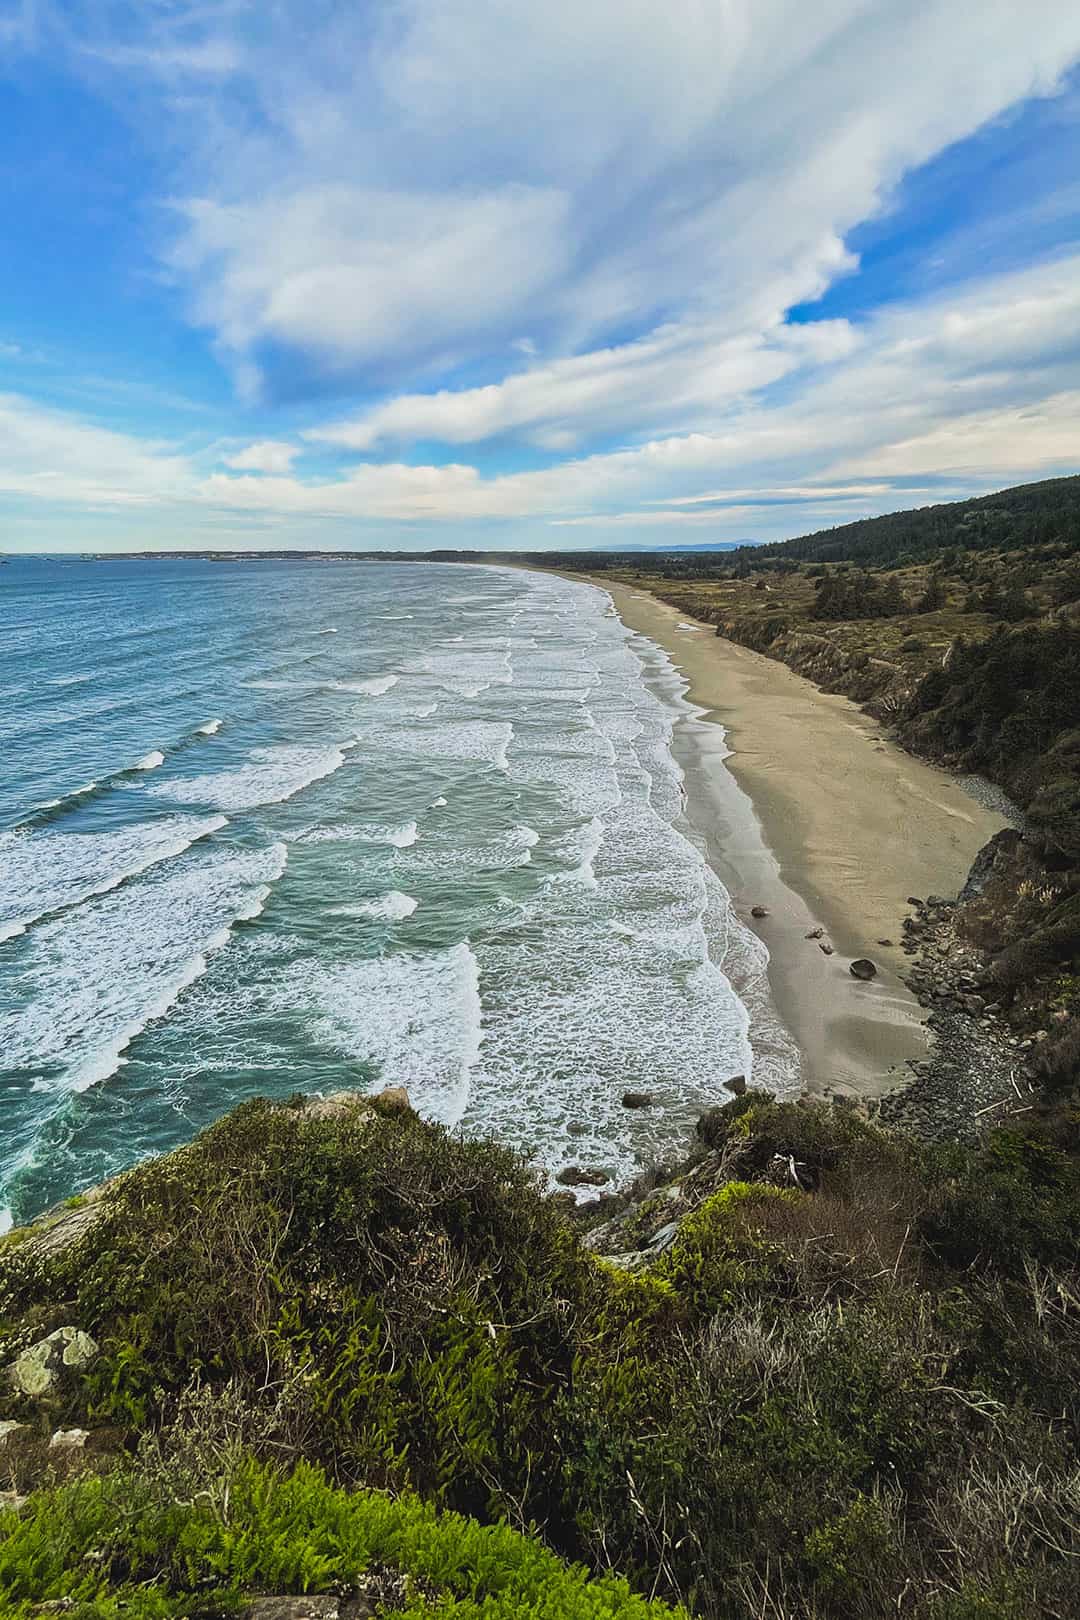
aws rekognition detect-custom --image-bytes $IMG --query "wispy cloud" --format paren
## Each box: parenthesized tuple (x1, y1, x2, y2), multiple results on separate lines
(307, 319, 859, 453)
(201, 253, 1080, 537)
(0, 393, 193, 509)
(151, 0, 1080, 404)
(2, 3, 1080, 549)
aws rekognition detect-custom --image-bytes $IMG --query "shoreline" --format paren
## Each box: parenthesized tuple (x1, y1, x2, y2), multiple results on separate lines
(562, 572, 1009, 1099)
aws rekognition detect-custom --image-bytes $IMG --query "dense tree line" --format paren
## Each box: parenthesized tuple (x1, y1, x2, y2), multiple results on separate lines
(744, 475, 1080, 568)
(515, 474, 1080, 578)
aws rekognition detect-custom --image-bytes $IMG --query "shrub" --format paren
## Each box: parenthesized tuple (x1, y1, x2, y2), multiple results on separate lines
(919, 1129, 1080, 1274)
(1032, 1020, 1080, 1091)
(4, 1098, 1080, 1619)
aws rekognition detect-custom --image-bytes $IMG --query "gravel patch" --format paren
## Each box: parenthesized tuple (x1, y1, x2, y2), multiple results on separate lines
(956, 773, 1026, 828)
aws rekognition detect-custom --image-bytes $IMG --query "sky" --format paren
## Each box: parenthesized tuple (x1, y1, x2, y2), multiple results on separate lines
(2, 2, 1080, 553)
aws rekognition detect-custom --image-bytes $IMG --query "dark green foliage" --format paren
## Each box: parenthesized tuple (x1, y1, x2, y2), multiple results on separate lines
(810, 569, 906, 620)
(901, 621, 1080, 867)
(916, 574, 947, 612)
(905, 623, 1080, 777)
(14, 1103, 596, 1522)
(504, 474, 1080, 578)
(920, 1129, 1080, 1274)
(3, 1099, 1080, 1618)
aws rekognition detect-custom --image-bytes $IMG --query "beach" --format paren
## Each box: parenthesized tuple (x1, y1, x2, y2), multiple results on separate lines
(572, 575, 1010, 1098)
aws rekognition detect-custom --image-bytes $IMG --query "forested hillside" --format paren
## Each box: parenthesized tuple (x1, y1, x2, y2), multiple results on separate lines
(522, 474, 1080, 578)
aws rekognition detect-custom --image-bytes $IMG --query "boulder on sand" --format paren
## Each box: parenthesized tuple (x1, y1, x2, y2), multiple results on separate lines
(850, 958, 878, 980)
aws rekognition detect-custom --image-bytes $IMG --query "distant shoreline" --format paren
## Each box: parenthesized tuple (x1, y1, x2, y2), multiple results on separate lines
(552, 569, 1008, 1099)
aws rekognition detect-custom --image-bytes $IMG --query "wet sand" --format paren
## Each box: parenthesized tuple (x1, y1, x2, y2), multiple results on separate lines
(568, 575, 1009, 1097)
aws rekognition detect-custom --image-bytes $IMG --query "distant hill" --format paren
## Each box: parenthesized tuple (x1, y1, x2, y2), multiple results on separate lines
(745, 473, 1080, 567)
(533, 474, 1080, 578)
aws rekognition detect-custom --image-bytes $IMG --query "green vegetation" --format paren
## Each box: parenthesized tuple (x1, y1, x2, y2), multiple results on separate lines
(3, 1094, 1080, 1618)
(21, 474, 1077, 1615)
(0, 1456, 685, 1619)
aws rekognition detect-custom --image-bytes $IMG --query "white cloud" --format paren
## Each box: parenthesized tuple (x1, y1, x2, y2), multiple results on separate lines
(5, 4, 1080, 550)
(224, 440, 300, 474)
(139, 0, 1080, 400)
(200, 251, 1080, 535)
(836, 396, 1080, 480)
(308, 318, 859, 452)
(5, 248, 1078, 545)
(171, 183, 572, 378)
(0, 393, 193, 509)
(47, 1, 1079, 402)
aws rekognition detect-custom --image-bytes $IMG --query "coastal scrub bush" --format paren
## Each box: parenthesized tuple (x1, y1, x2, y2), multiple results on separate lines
(919, 1128, 1080, 1273)
(0, 1099, 597, 1525)
(5, 1098, 1080, 1618)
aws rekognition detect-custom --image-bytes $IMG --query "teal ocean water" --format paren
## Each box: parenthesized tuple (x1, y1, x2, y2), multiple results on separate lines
(0, 557, 796, 1228)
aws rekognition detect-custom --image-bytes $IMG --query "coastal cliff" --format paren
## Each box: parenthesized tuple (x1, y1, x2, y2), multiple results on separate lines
(2, 1081, 1079, 1618)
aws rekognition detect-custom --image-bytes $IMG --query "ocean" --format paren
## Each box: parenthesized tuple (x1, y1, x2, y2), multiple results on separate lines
(0, 556, 797, 1228)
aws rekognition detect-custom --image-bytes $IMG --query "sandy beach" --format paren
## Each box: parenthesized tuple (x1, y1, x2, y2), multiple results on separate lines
(569, 575, 1010, 1098)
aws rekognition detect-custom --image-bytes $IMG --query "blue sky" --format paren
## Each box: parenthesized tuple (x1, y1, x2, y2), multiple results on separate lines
(2, 1, 1080, 552)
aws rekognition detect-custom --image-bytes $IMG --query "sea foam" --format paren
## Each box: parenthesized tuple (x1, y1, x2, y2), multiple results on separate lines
(331, 891, 419, 921)
(148, 743, 352, 811)
(0, 814, 229, 943)
(275, 940, 481, 1128)
(0, 841, 288, 1105)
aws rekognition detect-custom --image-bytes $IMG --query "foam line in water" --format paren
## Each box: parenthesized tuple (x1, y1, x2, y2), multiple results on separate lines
(148, 743, 352, 811)
(371, 719, 513, 776)
(508, 825, 540, 864)
(0, 839, 288, 1169)
(0, 814, 229, 944)
(18, 728, 226, 828)
(550, 816, 604, 887)
(357, 820, 418, 849)
(331, 891, 419, 921)
(277, 940, 481, 1128)
(334, 674, 398, 696)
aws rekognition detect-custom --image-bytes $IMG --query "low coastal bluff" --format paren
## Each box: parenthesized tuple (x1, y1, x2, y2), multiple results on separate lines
(2, 1084, 1079, 1618)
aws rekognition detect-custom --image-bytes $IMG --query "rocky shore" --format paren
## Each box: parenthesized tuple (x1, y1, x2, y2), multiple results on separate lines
(876, 885, 1028, 1141)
